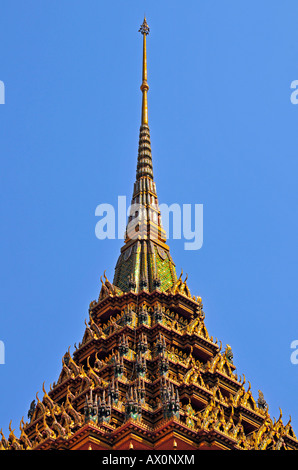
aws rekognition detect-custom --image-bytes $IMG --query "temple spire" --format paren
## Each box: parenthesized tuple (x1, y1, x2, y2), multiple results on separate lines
(113, 19, 177, 294)
(139, 17, 150, 125)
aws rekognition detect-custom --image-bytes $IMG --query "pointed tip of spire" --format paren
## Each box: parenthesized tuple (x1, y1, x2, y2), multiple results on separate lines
(139, 17, 150, 36)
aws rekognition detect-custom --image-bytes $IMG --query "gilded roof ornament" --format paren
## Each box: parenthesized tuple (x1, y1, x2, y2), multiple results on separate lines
(139, 17, 150, 35)
(2, 20, 298, 453)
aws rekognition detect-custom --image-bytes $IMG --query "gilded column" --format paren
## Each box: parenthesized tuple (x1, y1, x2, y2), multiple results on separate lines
(139, 17, 150, 125)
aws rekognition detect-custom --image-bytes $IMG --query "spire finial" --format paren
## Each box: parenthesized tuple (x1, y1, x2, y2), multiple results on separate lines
(139, 18, 150, 125)
(139, 17, 150, 36)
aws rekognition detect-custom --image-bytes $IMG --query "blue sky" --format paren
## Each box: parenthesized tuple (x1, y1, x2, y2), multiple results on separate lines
(0, 0, 298, 438)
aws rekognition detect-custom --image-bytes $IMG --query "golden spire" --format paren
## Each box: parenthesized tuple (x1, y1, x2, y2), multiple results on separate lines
(113, 18, 178, 295)
(139, 17, 150, 125)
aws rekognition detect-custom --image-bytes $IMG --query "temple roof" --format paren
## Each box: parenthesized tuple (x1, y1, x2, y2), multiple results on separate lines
(1, 18, 297, 453)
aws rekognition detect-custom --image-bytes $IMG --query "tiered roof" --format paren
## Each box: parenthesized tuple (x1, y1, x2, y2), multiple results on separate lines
(1, 18, 297, 451)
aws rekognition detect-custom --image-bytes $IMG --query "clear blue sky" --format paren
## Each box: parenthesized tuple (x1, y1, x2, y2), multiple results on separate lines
(0, 0, 298, 438)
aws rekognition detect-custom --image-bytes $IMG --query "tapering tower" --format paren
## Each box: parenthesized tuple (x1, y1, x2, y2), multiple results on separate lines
(1, 19, 298, 452)
(113, 18, 177, 294)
